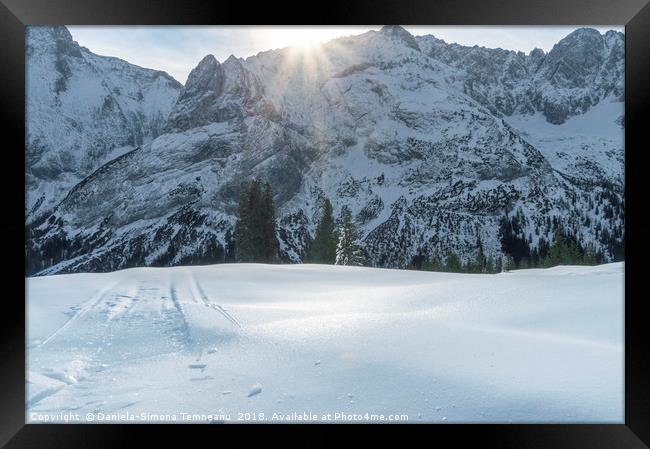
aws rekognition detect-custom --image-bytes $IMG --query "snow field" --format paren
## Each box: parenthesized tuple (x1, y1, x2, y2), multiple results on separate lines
(26, 263, 623, 423)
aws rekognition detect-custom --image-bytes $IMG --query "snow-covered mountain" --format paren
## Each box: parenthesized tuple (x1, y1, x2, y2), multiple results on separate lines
(417, 28, 624, 124)
(26, 26, 624, 275)
(26, 26, 182, 221)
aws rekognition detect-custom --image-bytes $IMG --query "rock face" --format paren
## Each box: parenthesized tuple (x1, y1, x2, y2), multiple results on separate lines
(26, 26, 182, 221)
(417, 28, 624, 124)
(26, 26, 624, 275)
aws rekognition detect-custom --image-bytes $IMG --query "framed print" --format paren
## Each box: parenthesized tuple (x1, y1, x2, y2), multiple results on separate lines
(1, 0, 649, 447)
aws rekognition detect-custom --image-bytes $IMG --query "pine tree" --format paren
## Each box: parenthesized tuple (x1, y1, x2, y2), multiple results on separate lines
(335, 206, 365, 266)
(543, 234, 576, 267)
(224, 229, 236, 262)
(234, 181, 255, 262)
(485, 256, 494, 273)
(422, 254, 443, 272)
(472, 237, 486, 273)
(494, 256, 502, 273)
(583, 246, 598, 265)
(234, 178, 278, 263)
(260, 182, 279, 262)
(446, 252, 462, 272)
(309, 198, 337, 264)
(502, 254, 515, 272)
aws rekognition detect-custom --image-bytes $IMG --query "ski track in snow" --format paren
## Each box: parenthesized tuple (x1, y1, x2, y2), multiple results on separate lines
(26, 263, 623, 423)
(188, 269, 242, 328)
(35, 279, 121, 348)
(168, 281, 193, 347)
(28, 268, 257, 411)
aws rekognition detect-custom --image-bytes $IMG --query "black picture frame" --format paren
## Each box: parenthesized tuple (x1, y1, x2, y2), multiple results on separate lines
(1, 0, 648, 447)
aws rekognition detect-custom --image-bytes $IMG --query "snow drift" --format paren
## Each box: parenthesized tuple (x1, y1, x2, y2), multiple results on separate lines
(26, 263, 623, 423)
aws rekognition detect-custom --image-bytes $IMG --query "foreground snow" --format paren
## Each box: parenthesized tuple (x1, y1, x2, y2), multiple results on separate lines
(26, 263, 623, 423)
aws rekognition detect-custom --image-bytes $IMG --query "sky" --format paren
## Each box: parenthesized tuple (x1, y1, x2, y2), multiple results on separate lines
(67, 26, 623, 85)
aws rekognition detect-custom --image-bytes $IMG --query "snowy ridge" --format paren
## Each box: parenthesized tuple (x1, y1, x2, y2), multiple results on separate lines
(26, 26, 624, 274)
(26, 26, 182, 221)
(417, 28, 624, 124)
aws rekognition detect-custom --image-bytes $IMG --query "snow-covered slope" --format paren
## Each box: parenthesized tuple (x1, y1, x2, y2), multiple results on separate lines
(26, 26, 624, 274)
(26, 26, 182, 221)
(26, 263, 623, 423)
(506, 98, 624, 184)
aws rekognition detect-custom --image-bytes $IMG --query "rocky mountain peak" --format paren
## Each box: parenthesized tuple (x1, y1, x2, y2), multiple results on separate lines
(561, 27, 603, 41)
(185, 54, 222, 91)
(604, 29, 624, 43)
(542, 27, 606, 79)
(379, 25, 421, 51)
(196, 53, 219, 68)
(528, 47, 545, 58)
(165, 55, 228, 133)
(224, 54, 241, 64)
(27, 26, 82, 59)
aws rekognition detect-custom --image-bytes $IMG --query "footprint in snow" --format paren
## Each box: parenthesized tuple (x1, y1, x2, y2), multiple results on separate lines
(190, 376, 214, 382)
(248, 384, 262, 397)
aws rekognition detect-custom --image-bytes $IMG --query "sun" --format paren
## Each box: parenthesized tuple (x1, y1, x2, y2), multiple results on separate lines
(252, 26, 361, 51)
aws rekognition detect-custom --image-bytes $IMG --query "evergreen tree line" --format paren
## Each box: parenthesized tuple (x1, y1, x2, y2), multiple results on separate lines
(417, 238, 503, 274)
(234, 179, 614, 271)
(415, 211, 613, 274)
(499, 213, 608, 270)
(416, 232, 600, 275)
(233, 180, 365, 266)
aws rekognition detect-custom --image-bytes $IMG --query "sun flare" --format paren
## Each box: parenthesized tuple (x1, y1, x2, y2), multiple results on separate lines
(252, 26, 363, 51)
